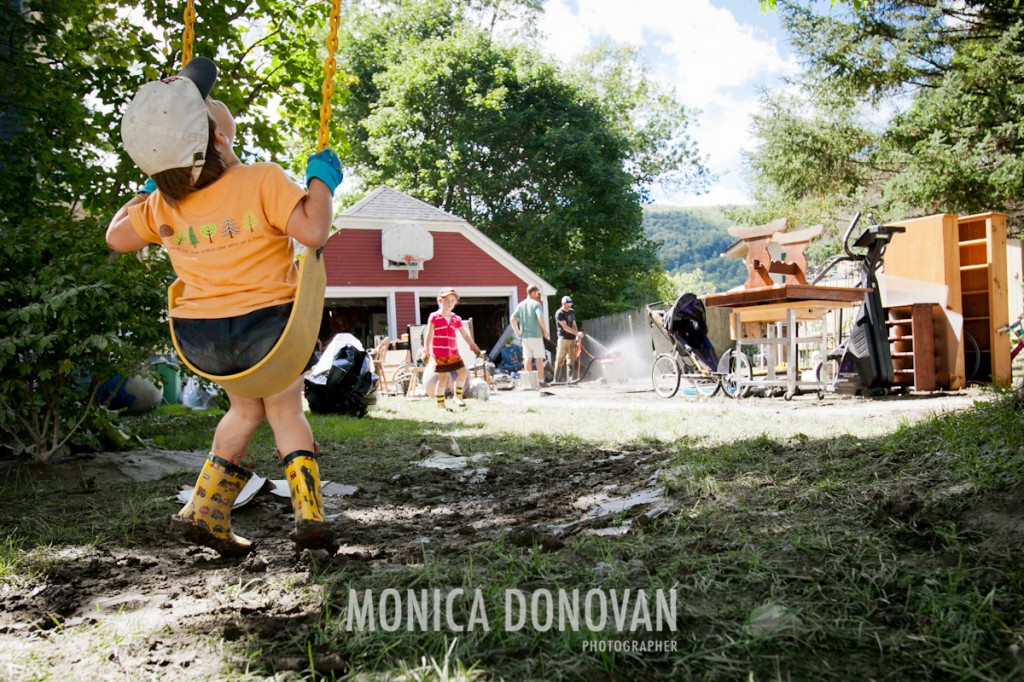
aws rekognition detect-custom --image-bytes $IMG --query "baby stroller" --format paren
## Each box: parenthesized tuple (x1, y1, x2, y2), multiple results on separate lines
(647, 294, 737, 399)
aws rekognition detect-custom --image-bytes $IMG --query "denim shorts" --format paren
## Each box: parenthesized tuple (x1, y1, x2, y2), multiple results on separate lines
(172, 303, 313, 376)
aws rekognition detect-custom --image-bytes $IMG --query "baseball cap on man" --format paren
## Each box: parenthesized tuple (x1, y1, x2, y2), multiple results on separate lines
(121, 57, 218, 183)
(561, 296, 573, 304)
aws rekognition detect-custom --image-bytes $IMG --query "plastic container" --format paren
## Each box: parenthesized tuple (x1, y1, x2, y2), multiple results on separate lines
(149, 355, 181, 404)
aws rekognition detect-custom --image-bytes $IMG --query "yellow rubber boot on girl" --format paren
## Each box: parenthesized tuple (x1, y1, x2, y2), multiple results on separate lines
(170, 454, 254, 557)
(281, 449, 336, 550)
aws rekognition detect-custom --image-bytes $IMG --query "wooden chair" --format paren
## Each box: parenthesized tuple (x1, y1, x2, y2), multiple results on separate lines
(371, 338, 393, 395)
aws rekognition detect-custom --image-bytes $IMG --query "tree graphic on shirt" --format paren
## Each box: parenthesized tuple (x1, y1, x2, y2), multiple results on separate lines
(158, 224, 174, 239)
(221, 217, 240, 239)
(187, 226, 199, 247)
(242, 211, 258, 232)
(200, 222, 217, 243)
(174, 231, 187, 246)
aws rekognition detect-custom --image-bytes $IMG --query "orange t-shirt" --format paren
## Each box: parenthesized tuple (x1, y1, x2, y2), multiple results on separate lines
(128, 163, 306, 319)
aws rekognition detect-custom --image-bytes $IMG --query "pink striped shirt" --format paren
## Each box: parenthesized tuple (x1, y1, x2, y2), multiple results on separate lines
(428, 311, 463, 358)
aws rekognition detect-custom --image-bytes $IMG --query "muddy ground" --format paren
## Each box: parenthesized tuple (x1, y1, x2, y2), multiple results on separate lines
(0, 382, 991, 680)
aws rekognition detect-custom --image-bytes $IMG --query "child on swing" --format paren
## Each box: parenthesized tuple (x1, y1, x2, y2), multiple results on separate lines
(106, 58, 341, 557)
(421, 288, 482, 410)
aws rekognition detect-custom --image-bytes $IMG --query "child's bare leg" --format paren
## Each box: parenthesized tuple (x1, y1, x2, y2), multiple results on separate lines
(262, 375, 315, 455)
(454, 368, 468, 406)
(424, 371, 439, 405)
(263, 376, 333, 550)
(212, 392, 266, 464)
(434, 372, 451, 410)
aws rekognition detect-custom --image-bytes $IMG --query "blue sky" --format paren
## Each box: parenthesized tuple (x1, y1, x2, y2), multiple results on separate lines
(538, 0, 799, 207)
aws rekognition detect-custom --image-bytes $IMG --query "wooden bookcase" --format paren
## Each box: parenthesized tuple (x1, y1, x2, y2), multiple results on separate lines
(957, 212, 1010, 384)
(883, 214, 965, 389)
(886, 304, 937, 391)
(884, 212, 1010, 387)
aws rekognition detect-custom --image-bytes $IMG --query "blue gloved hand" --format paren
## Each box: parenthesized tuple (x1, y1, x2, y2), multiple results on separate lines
(138, 177, 158, 196)
(306, 149, 343, 195)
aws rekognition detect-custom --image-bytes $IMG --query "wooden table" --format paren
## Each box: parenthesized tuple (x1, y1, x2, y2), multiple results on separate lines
(705, 285, 870, 398)
(705, 284, 870, 309)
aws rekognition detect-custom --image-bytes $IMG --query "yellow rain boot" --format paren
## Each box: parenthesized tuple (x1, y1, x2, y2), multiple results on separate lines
(282, 449, 335, 551)
(170, 455, 254, 557)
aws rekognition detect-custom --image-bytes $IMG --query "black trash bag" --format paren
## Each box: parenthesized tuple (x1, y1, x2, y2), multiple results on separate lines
(304, 343, 376, 417)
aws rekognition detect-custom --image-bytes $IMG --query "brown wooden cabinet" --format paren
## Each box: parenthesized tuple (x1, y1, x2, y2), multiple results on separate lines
(957, 212, 1010, 384)
(883, 214, 965, 389)
(882, 211, 1010, 387)
(886, 304, 937, 391)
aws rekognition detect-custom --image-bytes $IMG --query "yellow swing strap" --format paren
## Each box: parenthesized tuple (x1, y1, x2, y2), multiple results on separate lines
(168, 250, 327, 399)
(167, 0, 340, 399)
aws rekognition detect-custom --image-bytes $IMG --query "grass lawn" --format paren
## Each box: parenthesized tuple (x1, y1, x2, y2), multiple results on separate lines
(2, 384, 1024, 680)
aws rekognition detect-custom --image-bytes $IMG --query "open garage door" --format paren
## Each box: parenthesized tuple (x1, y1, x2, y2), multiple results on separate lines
(417, 295, 508, 353)
(322, 297, 389, 350)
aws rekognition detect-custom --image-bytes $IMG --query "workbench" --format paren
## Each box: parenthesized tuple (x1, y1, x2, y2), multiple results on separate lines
(705, 285, 870, 398)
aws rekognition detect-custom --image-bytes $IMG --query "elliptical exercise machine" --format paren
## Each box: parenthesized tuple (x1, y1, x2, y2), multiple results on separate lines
(813, 213, 906, 396)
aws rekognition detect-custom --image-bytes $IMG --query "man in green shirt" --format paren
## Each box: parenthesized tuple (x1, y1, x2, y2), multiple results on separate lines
(510, 284, 549, 388)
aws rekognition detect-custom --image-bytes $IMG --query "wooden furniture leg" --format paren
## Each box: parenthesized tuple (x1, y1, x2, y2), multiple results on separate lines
(768, 225, 823, 286)
(728, 218, 787, 289)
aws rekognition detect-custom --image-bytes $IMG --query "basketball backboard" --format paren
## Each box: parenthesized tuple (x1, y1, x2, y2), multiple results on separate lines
(382, 224, 434, 279)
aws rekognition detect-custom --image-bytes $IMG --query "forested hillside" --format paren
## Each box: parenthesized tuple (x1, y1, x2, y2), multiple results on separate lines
(643, 205, 746, 292)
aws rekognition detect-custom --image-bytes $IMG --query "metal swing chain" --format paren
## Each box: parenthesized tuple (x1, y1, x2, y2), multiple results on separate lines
(318, 0, 342, 152)
(181, 0, 196, 67)
(182, 0, 339, 151)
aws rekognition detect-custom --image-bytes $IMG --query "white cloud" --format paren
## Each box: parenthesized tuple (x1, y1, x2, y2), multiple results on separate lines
(538, 0, 799, 206)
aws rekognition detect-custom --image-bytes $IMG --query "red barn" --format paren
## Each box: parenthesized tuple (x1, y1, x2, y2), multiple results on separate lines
(321, 186, 555, 353)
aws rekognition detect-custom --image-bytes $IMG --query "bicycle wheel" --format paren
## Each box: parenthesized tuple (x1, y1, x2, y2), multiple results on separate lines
(815, 357, 840, 387)
(719, 349, 752, 399)
(963, 330, 981, 381)
(391, 363, 416, 397)
(652, 353, 681, 398)
(679, 357, 720, 400)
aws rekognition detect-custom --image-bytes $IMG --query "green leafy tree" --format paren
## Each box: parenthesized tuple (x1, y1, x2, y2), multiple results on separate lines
(327, 0, 709, 316)
(748, 1, 1024, 234)
(0, 0, 331, 459)
(568, 41, 711, 199)
(200, 223, 216, 243)
(643, 205, 746, 292)
(737, 91, 886, 247)
(657, 267, 719, 302)
(0, 1, 168, 460)
(880, 23, 1024, 222)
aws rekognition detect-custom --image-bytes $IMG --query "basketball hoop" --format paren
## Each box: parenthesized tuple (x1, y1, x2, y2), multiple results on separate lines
(403, 254, 424, 279)
(382, 224, 433, 279)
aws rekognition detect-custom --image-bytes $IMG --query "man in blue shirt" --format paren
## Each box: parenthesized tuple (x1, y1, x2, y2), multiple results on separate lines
(510, 284, 549, 388)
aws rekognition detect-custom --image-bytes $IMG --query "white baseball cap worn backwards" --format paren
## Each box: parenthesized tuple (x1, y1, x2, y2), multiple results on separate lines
(121, 57, 218, 184)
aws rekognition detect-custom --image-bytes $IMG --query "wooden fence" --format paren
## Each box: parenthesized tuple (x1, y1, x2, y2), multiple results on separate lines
(579, 304, 733, 380)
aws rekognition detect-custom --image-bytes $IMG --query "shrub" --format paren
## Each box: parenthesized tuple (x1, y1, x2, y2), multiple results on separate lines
(0, 213, 173, 460)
